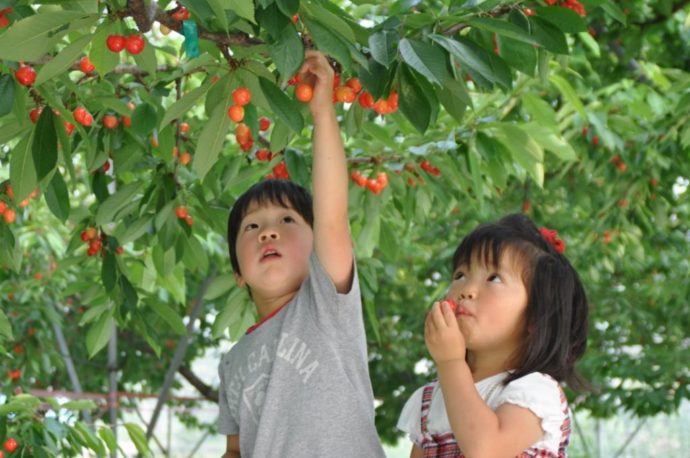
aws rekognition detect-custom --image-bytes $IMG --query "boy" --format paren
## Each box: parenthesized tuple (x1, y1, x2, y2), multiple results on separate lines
(218, 51, 386, 457)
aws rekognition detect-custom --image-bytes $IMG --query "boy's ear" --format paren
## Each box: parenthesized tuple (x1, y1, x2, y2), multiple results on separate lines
(234, 272, 246, 288)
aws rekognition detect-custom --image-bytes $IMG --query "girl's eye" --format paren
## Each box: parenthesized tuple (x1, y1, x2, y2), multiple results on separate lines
(244, 223, 258, 231)
(282, 215, 295, 223)
(488, 274, 502, 283)
(453, 271, 465, 280)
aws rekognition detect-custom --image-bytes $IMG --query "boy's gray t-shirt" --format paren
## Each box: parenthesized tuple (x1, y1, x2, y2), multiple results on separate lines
(218, 252, 385, 457)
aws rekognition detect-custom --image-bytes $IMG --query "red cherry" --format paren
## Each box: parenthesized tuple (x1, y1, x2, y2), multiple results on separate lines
(295, 83, 313, 103)
(79, 56, 96, 73)
(334, 86, 356, 103)
(2, 208, 16, 224)
(73, 107, 93, 126)
(232, 87, 252, 106)
(358, 92, 374, 109)
(125, 35, 145, 55)
(15, 65, 36, 86)
(345, 78, 362, 93)
(175, 206, 188, 219)
(102, 161, 111, 172)
(170, 6, 190, 21)
(102, 114, 119, 129)
(185, 215, 193, 226)
(235, 123, 251, 142)
(115, 246, 124, 255)
(366, 179, 383, 195)
(106, 35, 126, 52)
(122, 115, 132, 127)
(443, 298, 459, 312)
(273, 161, 289, 179)
(259, 117, 271, 131)
(180, 152, 192, 165)
(0, 201, 6, 214)
(256, 149, 272, 161)
(227, 105, 245, 122)
(592, 135, 600, 146)
(29, 107, 42, 124)
(179, 122, 190, 133)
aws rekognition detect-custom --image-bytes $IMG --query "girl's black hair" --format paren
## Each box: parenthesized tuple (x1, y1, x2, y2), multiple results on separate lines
(452, 213, 589, 390)
(227, 179, 313, 275)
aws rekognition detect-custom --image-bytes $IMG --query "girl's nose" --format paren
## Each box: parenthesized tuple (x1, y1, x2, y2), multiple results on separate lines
(459, 290, 476, 300)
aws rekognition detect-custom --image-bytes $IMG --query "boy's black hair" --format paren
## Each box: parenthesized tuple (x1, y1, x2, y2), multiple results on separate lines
(452, 213, 589, 390)
(227, 179, 313, 275)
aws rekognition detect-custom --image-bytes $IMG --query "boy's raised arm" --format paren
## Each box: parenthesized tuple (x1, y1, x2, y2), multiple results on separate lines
(299, 51, 352, 292)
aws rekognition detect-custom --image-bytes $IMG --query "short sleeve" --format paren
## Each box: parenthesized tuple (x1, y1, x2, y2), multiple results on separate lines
(497, 373, 566, 449)
(217, 354, 239, 435)
(304, 251, 363, 336)
(396, 386, 425, 446)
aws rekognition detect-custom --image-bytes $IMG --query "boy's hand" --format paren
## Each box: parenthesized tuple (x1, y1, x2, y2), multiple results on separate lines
(298, 50, 335, 116)
(425, 300, 467, 364)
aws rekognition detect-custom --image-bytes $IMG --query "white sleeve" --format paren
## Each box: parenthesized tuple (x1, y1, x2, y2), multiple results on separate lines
(396, 386, 425, 446)
(497, 373, 566, 446)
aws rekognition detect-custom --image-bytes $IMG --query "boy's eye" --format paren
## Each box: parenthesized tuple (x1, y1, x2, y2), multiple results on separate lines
(282, 215, 295, 223)
(488, 274, 502, 283)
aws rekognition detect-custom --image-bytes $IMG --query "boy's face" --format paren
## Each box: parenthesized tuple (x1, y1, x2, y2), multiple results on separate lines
(234, 200, 313, 299)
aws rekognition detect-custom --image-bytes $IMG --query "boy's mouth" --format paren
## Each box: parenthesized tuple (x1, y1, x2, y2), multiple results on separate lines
(260, 246, 282, 261)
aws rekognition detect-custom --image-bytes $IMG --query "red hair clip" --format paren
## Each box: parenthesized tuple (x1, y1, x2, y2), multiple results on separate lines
(540, 227, 566, 254)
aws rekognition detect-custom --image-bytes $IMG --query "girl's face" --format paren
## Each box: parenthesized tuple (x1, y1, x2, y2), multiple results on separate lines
(447, 247, 529, 368)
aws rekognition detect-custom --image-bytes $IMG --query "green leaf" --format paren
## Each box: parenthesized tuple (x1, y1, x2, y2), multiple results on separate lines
(10, 133, 37, 203)
(204, 274, 235, 300)
(398, 38, 449, 85)
(303, 17, 351, 71)
(466, 17, 537, 46)
(497, 36, 537, 76)
(160, 80, 213, 128)
(356, 197, 381, 258)
(207, 0, 229, 31)
(95, 182, 143, 225)
(132, 37, 157, 77)
(74, 421, 106, 456)
(212, 288, 247, 339)
(227, 0, 256, 24)
(276, 0, 300, 16)
(90, 22, 121, 75)
(397, 65, 432, 133)
(35, 34, 93, 86)
(102, 252, 118, 292)
(521, 122, 577, 161)
(193, 101, 231, 179)
(86, 312, 114, 358)
(0, 75, 15, 117)
(61, 400, 97, 410)
(483, 123, 544, 187)
(550, 74, 586, 118)
(259, 77, 304, 133)
(302, 0, 355, 43)
(600, 1, 627, 25)
(32, 107, 58, 182)
(437, 79, 469, 123)
(98, 427, 117, 454)
(118, 215, 153, 245)
(521, 93, 558, 128)
(284, 148, 310, 187)
(151, 302, 187, 335)
(430, 35, 511, 89)
(124, 423, 152, 457)
(0, 121, 28, 145)
(0, 309, 13, 340)
(131, 103, 158, 136)
(368, 30, 399, 67)
(256, 3, 291, 41)
(530, 17, 569, 54)
(0, 11, 95, 61)
(45, 170, 71, 222)
(534, 6, 587, 33)
(269, 25, 304, 80)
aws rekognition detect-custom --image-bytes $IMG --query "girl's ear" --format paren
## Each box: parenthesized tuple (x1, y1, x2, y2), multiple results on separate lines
(234, 272, 246, 288)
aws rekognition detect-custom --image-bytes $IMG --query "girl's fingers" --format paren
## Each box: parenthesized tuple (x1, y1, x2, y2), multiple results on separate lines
(430, 302, 449, 328)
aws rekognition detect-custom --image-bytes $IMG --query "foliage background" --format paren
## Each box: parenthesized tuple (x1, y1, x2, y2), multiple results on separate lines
(0, 0, 689, 455)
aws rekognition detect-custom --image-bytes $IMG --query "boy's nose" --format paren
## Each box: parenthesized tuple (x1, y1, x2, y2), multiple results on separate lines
(459, 290, 476, 300)
(259, 230, 279, 242)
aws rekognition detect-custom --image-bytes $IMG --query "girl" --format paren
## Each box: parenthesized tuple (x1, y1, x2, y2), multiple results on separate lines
(398, 214, 589, 457)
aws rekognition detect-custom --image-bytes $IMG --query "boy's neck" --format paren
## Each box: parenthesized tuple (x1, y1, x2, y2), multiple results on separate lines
(254, 292, 298, 319)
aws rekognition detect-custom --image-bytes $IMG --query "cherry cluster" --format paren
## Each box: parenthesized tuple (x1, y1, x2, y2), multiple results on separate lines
(545, 0, 586, 17)
(80, 227, 123, 256)
(351, 171, 389, 195)
(106, 34, 146, 55)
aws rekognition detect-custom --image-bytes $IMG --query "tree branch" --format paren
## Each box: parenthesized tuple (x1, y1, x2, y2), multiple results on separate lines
(178, 365, 218, 403)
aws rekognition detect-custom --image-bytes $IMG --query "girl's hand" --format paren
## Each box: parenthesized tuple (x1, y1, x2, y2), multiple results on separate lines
(425, 300, 467, 364)
(297, 50, 335, 116)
